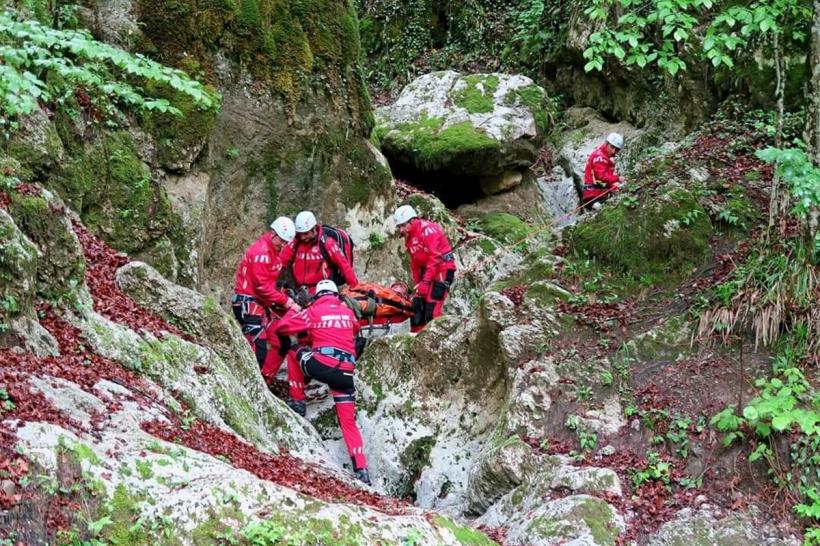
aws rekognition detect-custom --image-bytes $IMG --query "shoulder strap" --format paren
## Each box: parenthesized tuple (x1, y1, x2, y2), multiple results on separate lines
(318, 233, 330, 262)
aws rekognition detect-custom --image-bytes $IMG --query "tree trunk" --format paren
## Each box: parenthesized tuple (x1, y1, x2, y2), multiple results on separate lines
(769, 30, 786, 231)
(807, 0, 820, 166)
(807, 1, 820, 233)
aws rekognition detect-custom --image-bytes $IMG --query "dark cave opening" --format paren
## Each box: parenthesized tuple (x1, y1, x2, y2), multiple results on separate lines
(388, 157, 488, 209)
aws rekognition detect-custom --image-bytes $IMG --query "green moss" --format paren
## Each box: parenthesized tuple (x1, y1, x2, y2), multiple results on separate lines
(527, 498, 618, 545)
(477, 237, 499, 255)
(136, 0, 365, 104)
(452, 74, 500, 114)
(213, 380, 266, 446)
(492, 250, 556, 291)
(524, 281, 571, 307)
(8, 192, 85, 302)
(50, 132, 179, 256)
(104, 484, 153, 545)
(478, 212, 531, 244)
(510, 487, 526, 507)
(0, 209, 39, 326)
(141, 82, 219, 168)
(567, 189, 713, 284)
(397, 435, 435, 499)
(575, 498, 619, 545)
(191, 506, 245, 545)
(505, 84, 551, 136)
(433, 515, 498, 545)
(7, 122, 63, 181)
(717, 187, 761, 231)
(381, 116, 501, 172)
(311, 407, 341, 438)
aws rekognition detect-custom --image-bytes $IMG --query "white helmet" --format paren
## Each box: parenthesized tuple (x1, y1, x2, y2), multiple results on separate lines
(315, 279, 338, 295)
(294, 210, 317, 233)
(270, 216, 296, 242)
(393, 205, 417, 226)
(606, 132, 624, 149)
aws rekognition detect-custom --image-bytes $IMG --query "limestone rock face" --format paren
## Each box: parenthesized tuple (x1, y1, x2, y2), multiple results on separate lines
(376, 71, 550, 180)
(349, 307, 511, 510)
(465, 437, 537, 514)
(0, 209, 39, 316)
(11, 378, 491, 546)
(537, 167, 582, 227)
(479, 491, 625, 546)
(648, 506, 799, 546)
(116, 261, 243, 360)
(110, 261, 321, 456)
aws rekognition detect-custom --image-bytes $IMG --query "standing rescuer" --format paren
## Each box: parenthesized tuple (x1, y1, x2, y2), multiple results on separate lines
(232, 217, 301, 378)
(393, 205, 457, 332)
(278, 210, 358, 295)
(274, 280, 370, 485)
(582, 132, 626, 211)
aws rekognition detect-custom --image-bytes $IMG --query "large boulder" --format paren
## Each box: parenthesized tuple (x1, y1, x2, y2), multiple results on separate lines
(375, 71, 550, 183)
(465, 436, 538, 514)
(479, 489, 625, 546)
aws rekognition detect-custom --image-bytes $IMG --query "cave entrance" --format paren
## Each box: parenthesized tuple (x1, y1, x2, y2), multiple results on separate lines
(388, 157, 487, 209)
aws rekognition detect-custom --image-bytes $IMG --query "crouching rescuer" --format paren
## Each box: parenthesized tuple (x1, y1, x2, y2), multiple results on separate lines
(274, 280, 371, 485)
(232, 217, 301, 380)
(393, 205, 456, 332)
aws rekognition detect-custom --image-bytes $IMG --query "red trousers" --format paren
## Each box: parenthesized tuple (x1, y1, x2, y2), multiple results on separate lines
(287, 347, 367, 470)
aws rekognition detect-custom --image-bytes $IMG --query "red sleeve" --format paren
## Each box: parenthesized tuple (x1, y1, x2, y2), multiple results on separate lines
(275, 308, 311, 336)
(279, 241, 296, 267)
(410, 259, 423, 285)
(421, 225, 451, 284)
(592, 155, 620, 184)
(249, 254, 287, 307)
(407, 237, 423, 284)
(325, 237, 359, 287)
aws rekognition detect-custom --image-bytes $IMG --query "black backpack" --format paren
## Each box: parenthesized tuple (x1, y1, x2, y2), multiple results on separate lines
(318, 224, 354, 286)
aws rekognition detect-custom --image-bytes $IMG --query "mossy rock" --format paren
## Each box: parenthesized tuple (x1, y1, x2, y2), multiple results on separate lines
(492, 249, 558, 291)
(397, 435, 435, 498)
(136, 0, 363, 104)
(140, 82, 220, 170)
(524, 281, 572, 308)
(8, 191, 85, 302)
(477, 212, 531, 245)
(48, 132, 181, 257)
(0, 209, 39, 327)
(567, 189, 713, 283)
(378, 115, 502, 174)
(433, 515, 499, 545)
(527, 496, 620, 545)
(503, 83, 553, 136)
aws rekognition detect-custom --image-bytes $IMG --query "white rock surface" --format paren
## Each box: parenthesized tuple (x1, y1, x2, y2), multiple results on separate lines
(376, 71, 548, 177)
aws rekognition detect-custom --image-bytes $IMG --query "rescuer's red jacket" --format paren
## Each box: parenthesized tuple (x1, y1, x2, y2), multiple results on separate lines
(583, 143, 622, 201)
(275, 294, 359, 368)
(233, 232, 289, 308)
(405, 218, 457, 286)
(279, 226, 358, 293)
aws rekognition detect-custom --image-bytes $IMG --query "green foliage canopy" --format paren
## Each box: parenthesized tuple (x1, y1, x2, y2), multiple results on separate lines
(582, 0, 812, 75)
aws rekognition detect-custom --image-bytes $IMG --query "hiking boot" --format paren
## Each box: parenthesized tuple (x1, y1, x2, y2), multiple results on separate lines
(287, 399, 306, 417)
(354, 468, 371, 485)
